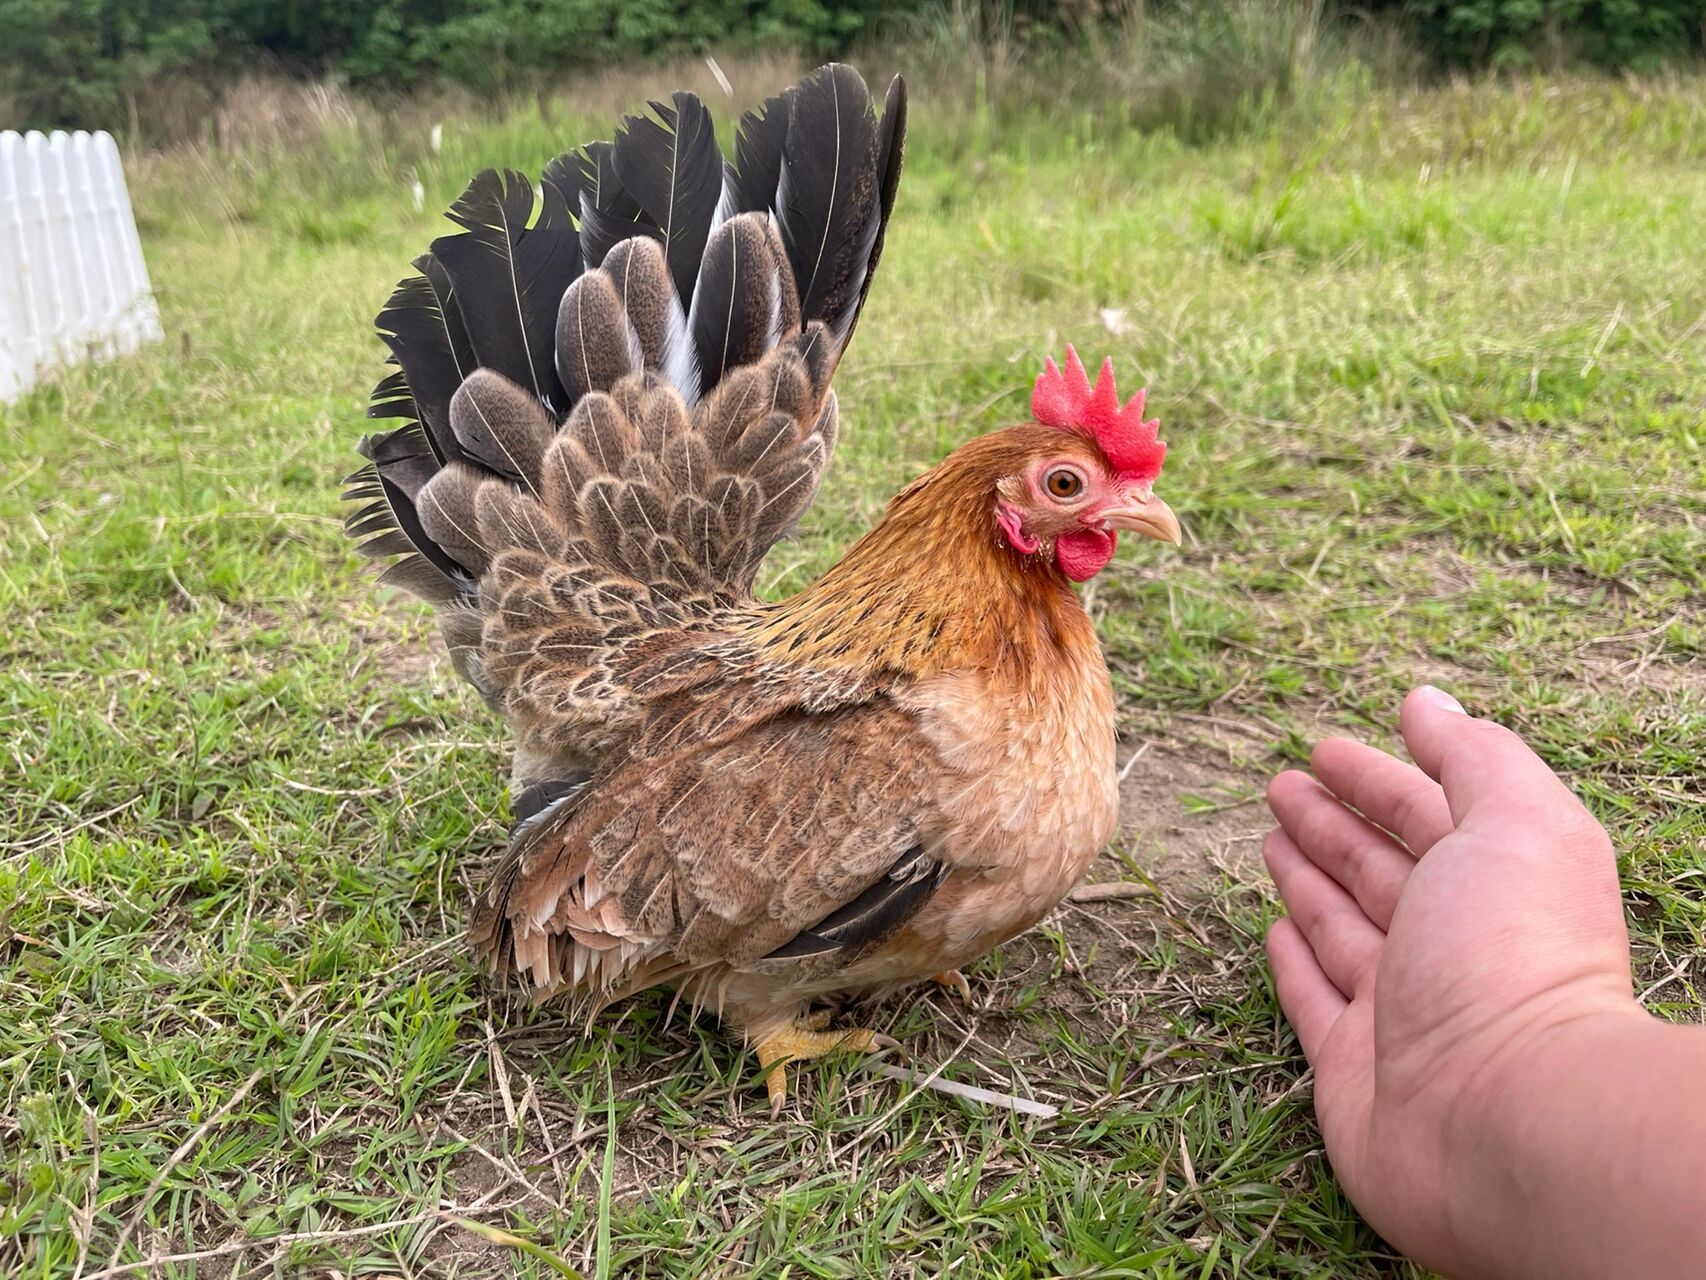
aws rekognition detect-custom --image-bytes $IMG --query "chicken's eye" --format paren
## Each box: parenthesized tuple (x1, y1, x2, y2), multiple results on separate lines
(1044, 467, 1084, 501)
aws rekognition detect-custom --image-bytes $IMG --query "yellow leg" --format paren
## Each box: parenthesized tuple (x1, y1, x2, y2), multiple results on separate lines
(931, 969, 973, 1002)
(755, 1021, 896, 1116)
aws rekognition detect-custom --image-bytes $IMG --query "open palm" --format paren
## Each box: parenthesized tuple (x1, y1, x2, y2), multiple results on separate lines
(1263, 686, 1636, 1275)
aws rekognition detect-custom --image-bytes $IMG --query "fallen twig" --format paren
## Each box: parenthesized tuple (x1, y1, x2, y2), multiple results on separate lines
(84, 1207, 511, 1280)
(1068, 881, 1154, 903)
(447, 1216, 581, 1276)
(867, 1063, 1060, 1119)
(99, 1066, 267, 1275)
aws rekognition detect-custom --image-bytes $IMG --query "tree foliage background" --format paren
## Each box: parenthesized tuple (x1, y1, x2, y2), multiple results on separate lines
(2, 0, 1703, 129)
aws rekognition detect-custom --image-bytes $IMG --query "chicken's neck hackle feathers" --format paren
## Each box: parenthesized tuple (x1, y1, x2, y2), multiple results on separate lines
(752, 430, 1101, 688)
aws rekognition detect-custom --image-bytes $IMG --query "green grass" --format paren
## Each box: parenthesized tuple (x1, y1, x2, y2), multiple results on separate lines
(3, 62, 1704, 1278)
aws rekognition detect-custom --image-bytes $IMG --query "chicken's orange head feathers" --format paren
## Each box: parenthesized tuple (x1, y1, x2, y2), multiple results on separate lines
(990, 347, 1180, 581)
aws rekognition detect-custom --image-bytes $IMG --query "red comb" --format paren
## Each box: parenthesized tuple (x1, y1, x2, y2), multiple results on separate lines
(1031, 345, 1166, 483)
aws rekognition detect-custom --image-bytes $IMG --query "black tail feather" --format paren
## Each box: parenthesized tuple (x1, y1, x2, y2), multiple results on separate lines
(575, 140, 659, 271)
(366, 368, 415, 423)
(430, 168, 581, 414)
(613, 91, 726, 307)
(776, 64, 883, 345)
(372, 269, 472, 466)
(352, 422, 439, 499)
(728, 88, 791, 216)
(540, 151, 585, 220)
(418, 253, 479, 383)
(355, 63, 907, 612)
(344, 447, 475, 605)
(850, 74, 907, 348)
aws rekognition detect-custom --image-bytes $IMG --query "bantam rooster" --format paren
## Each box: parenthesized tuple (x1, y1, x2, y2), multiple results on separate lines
(348, 64, 1180, 1110)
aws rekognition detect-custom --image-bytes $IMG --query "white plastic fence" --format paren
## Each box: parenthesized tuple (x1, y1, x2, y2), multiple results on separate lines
(0, 130, 162, 404)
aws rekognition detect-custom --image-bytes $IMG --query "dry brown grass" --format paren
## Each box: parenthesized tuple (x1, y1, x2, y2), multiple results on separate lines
(213, 76, 360, 150)
(120, 51, 809, 152)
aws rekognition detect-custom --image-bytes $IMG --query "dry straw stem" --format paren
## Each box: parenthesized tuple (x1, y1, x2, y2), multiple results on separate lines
(93, 1066, 267, 1277)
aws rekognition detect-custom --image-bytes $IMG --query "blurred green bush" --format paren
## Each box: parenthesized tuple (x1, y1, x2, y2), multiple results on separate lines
(2, 0, 1702, 132)
(0, 0, 882, 128)
(1386, 0, 1705, 68)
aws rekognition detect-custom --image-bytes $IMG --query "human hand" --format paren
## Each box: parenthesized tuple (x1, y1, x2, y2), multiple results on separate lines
(1264, 686, 1642, 1276)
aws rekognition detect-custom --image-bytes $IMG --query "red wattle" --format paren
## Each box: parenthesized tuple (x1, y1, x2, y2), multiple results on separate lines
(1056, 528, 1117, 581)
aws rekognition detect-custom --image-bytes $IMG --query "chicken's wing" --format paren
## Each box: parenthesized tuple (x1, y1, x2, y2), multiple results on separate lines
(471, 694, 947, 1015)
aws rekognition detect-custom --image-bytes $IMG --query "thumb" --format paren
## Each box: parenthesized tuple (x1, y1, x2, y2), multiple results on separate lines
(1399, 685, 1586, 832)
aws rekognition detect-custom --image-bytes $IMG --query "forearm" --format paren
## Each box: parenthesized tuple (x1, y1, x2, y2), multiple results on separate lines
(1451, 1010, 1706, 1280)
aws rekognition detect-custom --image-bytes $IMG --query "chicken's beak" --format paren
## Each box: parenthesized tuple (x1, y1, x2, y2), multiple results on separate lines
(1100, 496, 1183, 546)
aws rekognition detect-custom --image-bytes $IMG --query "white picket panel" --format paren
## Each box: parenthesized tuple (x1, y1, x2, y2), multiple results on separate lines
(0, 129, 161, 403)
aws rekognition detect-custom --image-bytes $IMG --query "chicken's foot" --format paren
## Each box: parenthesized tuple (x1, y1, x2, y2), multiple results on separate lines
(755, 1015, 896, 1116)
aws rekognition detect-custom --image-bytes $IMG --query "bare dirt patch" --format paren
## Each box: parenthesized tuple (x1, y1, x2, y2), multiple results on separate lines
(356, 616, 454, 690)
(1112, 740, 1271, 897)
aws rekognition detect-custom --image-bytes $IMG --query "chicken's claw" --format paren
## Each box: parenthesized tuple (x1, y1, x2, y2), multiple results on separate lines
(755, 1024, 897, 1117)
(931, 969, 973, 1002)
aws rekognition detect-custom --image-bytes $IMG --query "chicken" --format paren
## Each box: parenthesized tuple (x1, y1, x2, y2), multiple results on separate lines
(347, 64, 1181, 1110)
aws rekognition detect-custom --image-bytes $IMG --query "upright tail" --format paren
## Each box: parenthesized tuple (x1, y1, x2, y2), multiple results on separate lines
(346, 64, 907, 699)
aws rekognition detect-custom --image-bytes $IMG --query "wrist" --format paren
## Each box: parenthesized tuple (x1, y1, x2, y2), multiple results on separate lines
(1441, 994, 1658, 1279)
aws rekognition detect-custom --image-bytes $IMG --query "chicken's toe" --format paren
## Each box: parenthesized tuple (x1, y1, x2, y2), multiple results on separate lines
(754, 1024, 894, 1115)
(931, 969, 973, 1002)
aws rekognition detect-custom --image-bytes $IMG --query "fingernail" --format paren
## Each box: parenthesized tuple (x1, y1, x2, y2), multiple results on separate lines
(1417, 684, 1465, 715)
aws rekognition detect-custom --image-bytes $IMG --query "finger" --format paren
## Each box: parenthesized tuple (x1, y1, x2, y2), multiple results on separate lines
(1263, 828, 1384, 1001)
(1266, 770, 1415, 930)
(1268, 920, 1378, 1174)
(1310, 737, 1456, 855)
(1265, 917, 1345, 1064)
(1398, 685, 1587, 832)
(1307, 996, 1376, 1172)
